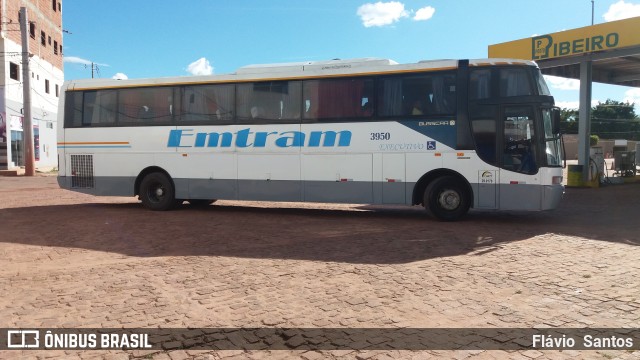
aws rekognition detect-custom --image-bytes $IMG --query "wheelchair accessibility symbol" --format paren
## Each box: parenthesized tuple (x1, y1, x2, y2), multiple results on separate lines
(426, 141, 436, 150)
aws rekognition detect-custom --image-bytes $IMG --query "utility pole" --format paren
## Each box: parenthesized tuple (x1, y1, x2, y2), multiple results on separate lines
(86, 62, 99, 78)
(19, 7, 35, 176)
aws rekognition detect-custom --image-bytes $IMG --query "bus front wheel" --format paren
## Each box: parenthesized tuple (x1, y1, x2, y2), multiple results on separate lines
(139, 172, 178, 211)
(424, 176, 470, 221)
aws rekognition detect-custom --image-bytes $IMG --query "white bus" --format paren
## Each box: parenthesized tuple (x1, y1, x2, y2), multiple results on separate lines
(57, 58, 564, 221)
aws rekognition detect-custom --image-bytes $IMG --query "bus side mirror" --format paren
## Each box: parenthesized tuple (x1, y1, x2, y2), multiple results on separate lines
(552, 108, 561, 134)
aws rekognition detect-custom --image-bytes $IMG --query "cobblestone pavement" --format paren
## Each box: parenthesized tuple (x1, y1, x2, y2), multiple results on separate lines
(0, 175, 639, 359)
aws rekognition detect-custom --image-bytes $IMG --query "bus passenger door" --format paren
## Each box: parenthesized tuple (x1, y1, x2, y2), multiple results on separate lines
(499, 105, 541, 210)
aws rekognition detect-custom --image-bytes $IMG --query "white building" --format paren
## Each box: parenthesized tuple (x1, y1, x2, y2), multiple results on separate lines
(0, 0, 63, 170)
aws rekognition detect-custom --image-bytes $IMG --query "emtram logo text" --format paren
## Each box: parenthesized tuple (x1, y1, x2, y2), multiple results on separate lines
(167, 128, 352, 148)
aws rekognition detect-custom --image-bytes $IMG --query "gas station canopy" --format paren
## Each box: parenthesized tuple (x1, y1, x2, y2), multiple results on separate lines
(488, 16, 640, 87)
(488, 16, 640, 182)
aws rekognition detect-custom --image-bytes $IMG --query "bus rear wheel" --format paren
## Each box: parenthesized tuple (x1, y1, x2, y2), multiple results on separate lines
(424, 176, 470, 221)
(139, 172, 177, 211)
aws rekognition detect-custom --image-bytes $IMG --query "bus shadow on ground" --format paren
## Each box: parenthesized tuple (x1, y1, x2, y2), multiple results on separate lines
(0, 185, 638, 264)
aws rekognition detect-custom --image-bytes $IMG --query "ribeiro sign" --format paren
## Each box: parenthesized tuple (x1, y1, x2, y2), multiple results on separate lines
(531, 33, 619, 60)
(488, 16, 640, 61)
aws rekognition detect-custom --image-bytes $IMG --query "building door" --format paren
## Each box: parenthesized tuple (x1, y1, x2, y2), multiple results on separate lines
(11, 130, 23, 167)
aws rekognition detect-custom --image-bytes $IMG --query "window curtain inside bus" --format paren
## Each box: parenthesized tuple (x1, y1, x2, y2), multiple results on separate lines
(236, 84, 253, 121)
(237, 82, 300, 121)
(312, 79, 367, 119)
(279, 81, 301, 120)
(430, 76, 448, 114)
(182, 85, 234, 122)
(379, 78, 403, 116)
(118, 87, 173, 123)
(470, 70, 491, 100)
(501, 69, 532, 97)
(83, 90, 117, 125)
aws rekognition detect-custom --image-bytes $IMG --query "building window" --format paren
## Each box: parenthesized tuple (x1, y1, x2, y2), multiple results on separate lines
(54, 40, 58, 55)
(41, 31, 46, 46)
(29, 22, 35, 39)
(9, 62, 19, 81)
(52, 0, 57, 11)
(48, 36, 52, 45)
(59, 44, 63, 55)
(45, 79, 50, 94)
(55, 84, 59, 97)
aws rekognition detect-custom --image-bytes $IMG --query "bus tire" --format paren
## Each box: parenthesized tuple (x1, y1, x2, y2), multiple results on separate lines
(187, 199, 216, 207)
(139, 172, 177, 211)
(424, 176, 470, 221)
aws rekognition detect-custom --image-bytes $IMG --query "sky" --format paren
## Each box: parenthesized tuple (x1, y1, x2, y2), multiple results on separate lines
(61, 0, 640, 112)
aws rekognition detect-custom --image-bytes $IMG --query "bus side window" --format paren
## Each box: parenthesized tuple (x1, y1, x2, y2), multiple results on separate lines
(469, 69, 491, 100)
(64, 91, 83, 127)
(379, 75, 430, 117)
(378, 73, 455, 117)
(118, 87, 174, 124)
(303, 78, 373, 121)
(500, 68, 533, 97)
(426, 74, 456, 115)
(237, 81, 301, 123)
(83, 90, 117, 126)
(181, 84, 234, 123)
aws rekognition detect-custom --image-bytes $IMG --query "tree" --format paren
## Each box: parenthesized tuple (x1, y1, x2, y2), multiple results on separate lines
(591, 99, 639, 140)
(559, 107, 579, 134)
(559, 99, 640, 140)
(591, 99, 637, 120)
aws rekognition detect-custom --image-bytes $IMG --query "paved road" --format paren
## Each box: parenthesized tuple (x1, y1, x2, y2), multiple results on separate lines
(0, 176, 639, 359)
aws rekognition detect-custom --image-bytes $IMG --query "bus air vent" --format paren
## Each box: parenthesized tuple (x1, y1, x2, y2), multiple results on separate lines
(70, 154, 95, 189)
